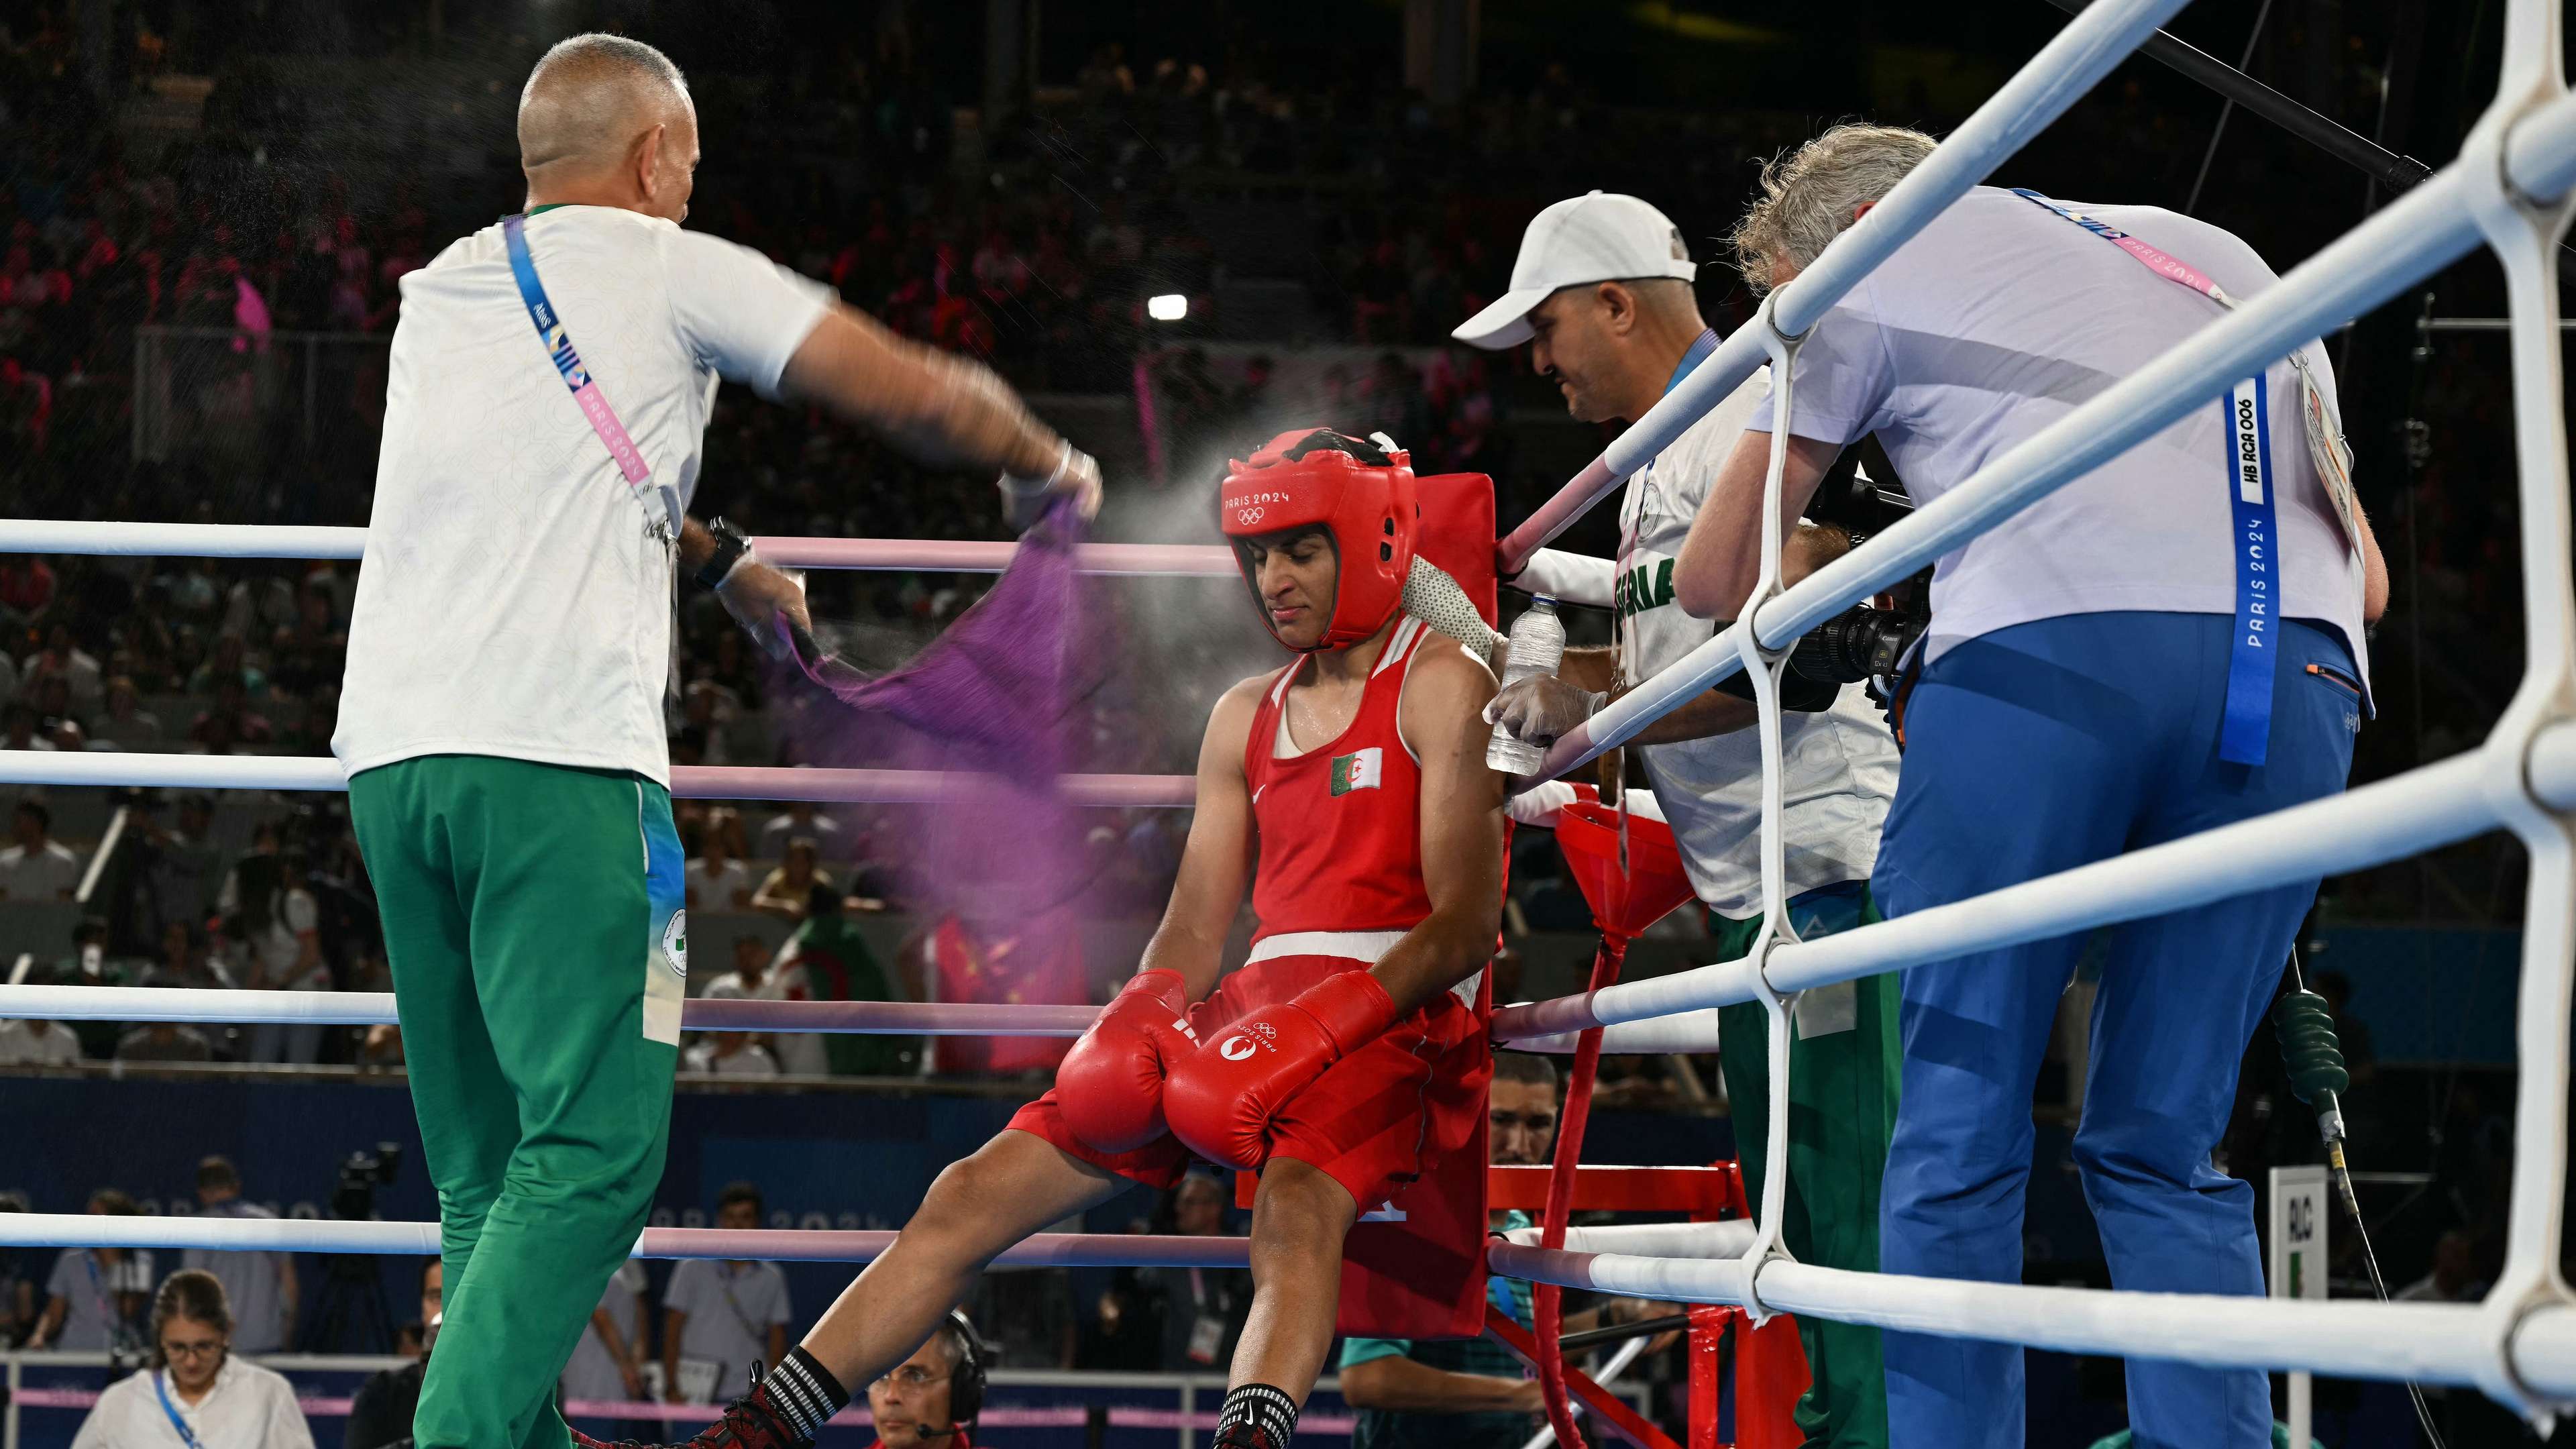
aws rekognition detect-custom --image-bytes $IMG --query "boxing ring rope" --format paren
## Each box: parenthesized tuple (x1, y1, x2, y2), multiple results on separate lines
(0, 983, 1100, 1035)
(0, 749, 1197, 808)
(0, 979, 1721, 1046)
(1489, 743, 2522, 1042)
(0, 521, 1238, 579)
(1483, 1247, 2576, 1401)
(0, 1214, 1254, 1269)
(0, 0, 2569, 1426)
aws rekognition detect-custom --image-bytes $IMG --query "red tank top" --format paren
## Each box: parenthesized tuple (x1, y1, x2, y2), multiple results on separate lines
(1243, 616, 1440, 946)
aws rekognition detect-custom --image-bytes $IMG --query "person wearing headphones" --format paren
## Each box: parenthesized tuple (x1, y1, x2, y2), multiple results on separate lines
(864, 1313, 987, 1448)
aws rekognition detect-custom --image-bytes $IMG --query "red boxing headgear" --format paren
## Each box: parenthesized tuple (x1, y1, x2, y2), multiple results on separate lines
(1220, 429, 1419, 652)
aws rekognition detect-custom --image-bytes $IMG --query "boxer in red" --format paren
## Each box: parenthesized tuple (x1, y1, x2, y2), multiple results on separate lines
(582, 429, 1504, 1449)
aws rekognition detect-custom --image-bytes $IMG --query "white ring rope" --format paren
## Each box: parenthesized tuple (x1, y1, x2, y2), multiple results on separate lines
(1487, 1243, 2576, 1402)
(0, 749, 1196, 808)
(0, 1213, 1250, 1269)
(0, 984, 1097, 1035)
(1491, 741, 2547, 1042)
(0, 521, 1238, 578)
(1497, 1011, 1723, 1055)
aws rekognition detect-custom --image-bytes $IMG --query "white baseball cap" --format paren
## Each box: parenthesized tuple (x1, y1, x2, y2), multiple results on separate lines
(1451, 191, 1697, 350)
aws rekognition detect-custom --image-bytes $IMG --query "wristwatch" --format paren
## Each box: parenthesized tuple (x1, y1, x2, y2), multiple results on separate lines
(696, 518, 753, 590)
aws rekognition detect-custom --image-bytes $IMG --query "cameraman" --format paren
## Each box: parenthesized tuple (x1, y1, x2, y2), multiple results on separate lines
(1456, 191, 1901, 1447)
(1671, 127, 2385, 1449)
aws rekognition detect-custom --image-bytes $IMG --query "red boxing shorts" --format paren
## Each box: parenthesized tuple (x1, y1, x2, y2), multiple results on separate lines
(1010, 948, 1489, 1212)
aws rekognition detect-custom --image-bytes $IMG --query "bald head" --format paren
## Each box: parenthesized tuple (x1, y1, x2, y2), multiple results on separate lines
(519, 34, 698, 220)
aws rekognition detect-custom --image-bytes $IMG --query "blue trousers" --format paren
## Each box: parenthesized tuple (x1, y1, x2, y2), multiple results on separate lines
(1870, 612, 2360, 1449)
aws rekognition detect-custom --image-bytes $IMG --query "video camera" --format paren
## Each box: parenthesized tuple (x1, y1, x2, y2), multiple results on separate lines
(1712, 441, 1931, 708)
(332, 1142, 405, 1221)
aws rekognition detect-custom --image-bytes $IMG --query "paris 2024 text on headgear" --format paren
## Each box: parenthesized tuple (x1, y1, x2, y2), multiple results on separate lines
(1219, 428, 1421, 653)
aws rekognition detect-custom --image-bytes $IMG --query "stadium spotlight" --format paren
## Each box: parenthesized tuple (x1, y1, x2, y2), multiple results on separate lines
(1147, 293, 1189, 322)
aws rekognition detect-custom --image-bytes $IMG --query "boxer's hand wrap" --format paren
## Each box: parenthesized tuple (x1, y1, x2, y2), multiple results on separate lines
(1164, 970, 1401, 1171)
(1057, 969, 1198, 1154)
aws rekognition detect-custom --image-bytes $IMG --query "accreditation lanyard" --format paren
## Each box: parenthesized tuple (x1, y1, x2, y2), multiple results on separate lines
(2009, 188, 2345, 766)
(498, 213, 683, 538)
(154, 1372, 207, 1449)
(83, 1252, 120, 1334)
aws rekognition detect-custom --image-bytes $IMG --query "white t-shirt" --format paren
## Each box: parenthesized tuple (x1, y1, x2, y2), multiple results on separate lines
(335, 205, 833, 786)
(0, 841, 82, 901)
(70, 1358, 315, 1449)
(688, 858, 754, 912)
(561, 1259, 651, 1403)
(702, 964, 824, 1075)
(683, 1038, 781, 1075)
(1515, 374, 1901, 919)
(1752, 186, 2369, 682)
(0, 1020, 84, 1065)
(217, 880, 327, 992)
(663, 1259, 792, 1395)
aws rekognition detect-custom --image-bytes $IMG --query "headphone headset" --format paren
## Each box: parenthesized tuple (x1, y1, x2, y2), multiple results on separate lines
(939, 1309, 987, 1431)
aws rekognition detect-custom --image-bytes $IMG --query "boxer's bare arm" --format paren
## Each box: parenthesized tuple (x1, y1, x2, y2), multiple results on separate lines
(1371, 638, 1507, 1016)
(1134, 675, 1265, 1002)
(779, 299, 1066, 478)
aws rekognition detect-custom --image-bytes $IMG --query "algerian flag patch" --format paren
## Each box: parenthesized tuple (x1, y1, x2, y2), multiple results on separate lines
(1330, 747, 1383, 796)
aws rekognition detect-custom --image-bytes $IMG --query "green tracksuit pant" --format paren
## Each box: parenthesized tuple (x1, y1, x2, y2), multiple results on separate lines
(350, 755, 686, 1449)
(1712, 881, 1900, 1449)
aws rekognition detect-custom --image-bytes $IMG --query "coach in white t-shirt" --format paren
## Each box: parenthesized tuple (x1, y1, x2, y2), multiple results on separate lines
(332, 34, 1100, 1449)
(1455, 191, 1899, 1444)
(1670, 125, 2390, 1449)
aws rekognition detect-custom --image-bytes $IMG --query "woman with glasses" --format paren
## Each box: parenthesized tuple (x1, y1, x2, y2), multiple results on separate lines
(70, 1270, 313, 1449)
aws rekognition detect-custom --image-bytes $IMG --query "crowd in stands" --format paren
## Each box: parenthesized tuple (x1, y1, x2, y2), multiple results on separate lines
(0, 15, 2534, 1116)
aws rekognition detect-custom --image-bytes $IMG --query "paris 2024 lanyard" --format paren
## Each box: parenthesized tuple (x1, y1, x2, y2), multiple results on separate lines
(2010, 189, 2363, 765)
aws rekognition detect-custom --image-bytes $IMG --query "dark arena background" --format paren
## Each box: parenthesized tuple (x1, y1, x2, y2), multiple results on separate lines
(2, 2, 2574, 1448)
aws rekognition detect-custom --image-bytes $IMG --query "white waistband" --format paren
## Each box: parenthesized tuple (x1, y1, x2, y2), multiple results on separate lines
(1244, 929, 1411, 966)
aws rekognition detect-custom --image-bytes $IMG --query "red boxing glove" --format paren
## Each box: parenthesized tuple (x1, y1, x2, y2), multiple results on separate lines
(1057, 969, 1199, 1153)
(1164, 970, 1401, 1171)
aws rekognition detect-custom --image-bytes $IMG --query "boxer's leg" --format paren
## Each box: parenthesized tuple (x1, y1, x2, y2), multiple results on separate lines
(802, 1128, 1133, 1391)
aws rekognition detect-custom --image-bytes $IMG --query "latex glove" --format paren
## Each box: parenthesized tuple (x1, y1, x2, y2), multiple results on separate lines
(716, 560, 811, 661)
(1000, 443, 1104, 529)
(1482, 674, 1607, 747)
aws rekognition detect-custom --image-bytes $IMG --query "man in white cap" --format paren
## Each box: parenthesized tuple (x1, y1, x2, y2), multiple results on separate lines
(1458, 191, 1901, 1449)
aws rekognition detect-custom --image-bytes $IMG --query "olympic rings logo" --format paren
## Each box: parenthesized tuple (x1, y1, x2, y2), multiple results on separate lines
(1234, 506, 1265, 527)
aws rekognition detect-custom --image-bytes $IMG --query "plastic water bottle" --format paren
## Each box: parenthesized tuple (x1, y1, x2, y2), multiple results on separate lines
(1487, 597, 1566, 774)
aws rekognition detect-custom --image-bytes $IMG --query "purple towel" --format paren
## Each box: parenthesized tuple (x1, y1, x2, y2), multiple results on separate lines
(773, 497, 1108, 925)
